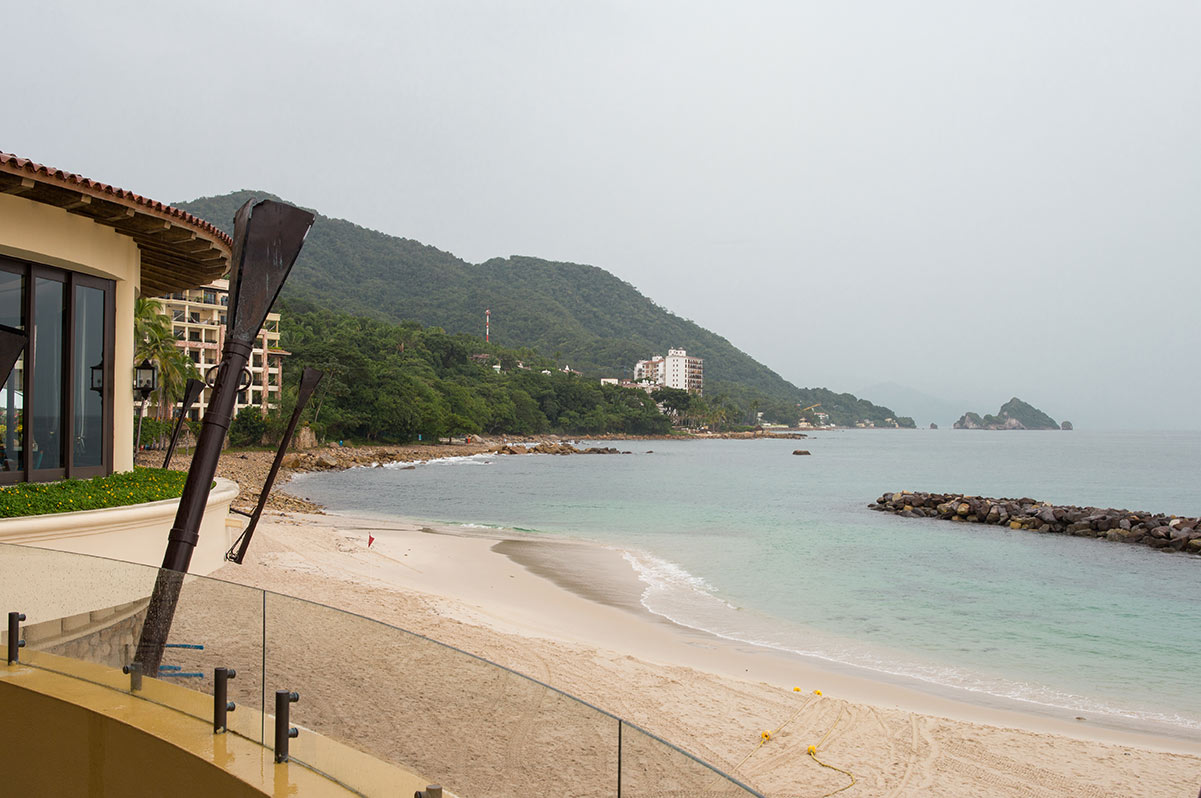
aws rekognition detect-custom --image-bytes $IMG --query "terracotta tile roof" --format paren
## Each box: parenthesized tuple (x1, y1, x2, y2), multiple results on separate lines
(0, 152, 232, 248)
(0, 152, 232, 295)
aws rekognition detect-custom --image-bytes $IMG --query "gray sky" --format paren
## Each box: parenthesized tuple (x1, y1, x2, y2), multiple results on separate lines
(6, 1, 1199, 429)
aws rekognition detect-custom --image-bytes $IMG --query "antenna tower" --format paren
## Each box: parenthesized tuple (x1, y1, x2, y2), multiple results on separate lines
(485, 308, 490, 342)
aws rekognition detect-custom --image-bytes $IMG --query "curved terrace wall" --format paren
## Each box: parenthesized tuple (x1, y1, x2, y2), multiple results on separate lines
(0, 476, 239, 581)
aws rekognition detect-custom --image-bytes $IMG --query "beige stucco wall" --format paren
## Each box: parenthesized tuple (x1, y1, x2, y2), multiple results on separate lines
(0, 478, 240, 589)
(0, 193, 140, 473)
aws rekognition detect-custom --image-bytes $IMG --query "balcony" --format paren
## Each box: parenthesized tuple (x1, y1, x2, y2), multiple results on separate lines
(0, 545, 763, 798)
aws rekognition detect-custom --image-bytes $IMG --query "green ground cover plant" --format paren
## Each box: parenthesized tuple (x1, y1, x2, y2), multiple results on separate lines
(0, 468, 188, 518)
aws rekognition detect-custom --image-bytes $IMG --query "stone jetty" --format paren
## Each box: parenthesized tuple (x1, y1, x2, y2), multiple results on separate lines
(870, 491, 1201, 556)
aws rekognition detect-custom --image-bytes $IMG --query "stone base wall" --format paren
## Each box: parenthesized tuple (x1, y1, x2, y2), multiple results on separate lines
(19, 600, 149, 669)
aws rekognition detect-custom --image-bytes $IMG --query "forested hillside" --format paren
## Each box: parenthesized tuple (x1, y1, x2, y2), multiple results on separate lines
(178, 191, 911, 428)
(273, 310, 670, 441)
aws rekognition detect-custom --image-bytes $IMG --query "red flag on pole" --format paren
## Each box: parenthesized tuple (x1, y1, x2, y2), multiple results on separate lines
(368, 534, 375, 548)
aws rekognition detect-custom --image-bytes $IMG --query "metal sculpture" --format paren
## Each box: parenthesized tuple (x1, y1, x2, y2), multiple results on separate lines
(161, 378, 205, 469)
(0, 325, 25, 382)
(226, 366, 323, 564)
(135, 199, 313, 674)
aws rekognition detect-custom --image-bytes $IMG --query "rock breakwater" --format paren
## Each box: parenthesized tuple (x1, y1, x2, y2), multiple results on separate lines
(870, 491, 1201, 556)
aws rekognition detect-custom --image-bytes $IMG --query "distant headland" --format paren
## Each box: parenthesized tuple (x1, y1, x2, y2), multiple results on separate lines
(952, 397, 1070, 430)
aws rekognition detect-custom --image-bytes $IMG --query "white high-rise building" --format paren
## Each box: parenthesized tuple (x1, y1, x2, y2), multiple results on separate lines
(634, 348, 703, 394)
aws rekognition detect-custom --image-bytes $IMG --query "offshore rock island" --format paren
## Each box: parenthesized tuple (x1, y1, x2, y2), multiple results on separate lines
(952, 397, 1068, 430)
(871, 491, 1201, 556)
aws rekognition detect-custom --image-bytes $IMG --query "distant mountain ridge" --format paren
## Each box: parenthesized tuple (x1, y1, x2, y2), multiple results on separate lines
(175, 190, 910, 427)
(856, 381, 976, 428)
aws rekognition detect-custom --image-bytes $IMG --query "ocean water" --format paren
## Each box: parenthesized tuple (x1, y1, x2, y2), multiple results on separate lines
(290, 430, 1201, 738)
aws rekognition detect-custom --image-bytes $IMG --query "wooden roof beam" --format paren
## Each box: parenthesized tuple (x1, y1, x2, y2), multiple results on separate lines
(59, 194, 92, 212)
(99, 207, 135, 224)
(0, 177, 35, 196)
(159, 229, 198, 245)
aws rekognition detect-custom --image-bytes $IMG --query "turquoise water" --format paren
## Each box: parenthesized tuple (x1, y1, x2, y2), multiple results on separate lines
(291, 430, 1201, 738)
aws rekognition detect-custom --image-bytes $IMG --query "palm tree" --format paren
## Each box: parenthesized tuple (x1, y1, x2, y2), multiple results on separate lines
(133, 297, 199, 437)
(133, 296, 173, 363)
(152, 346, 199, 421)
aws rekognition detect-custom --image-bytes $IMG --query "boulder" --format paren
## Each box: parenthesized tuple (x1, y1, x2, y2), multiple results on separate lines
(294, 425, 318, 450)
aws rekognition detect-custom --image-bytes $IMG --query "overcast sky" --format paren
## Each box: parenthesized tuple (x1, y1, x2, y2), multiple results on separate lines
(6, 1, 1198, 428)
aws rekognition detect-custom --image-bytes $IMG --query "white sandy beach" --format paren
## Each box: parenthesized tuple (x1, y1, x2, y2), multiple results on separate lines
(206, 510, 1201, 797)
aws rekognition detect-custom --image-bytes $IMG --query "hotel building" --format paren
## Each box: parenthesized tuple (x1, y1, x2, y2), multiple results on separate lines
(154, 279, 285, 420)
(634, 348, 703, 394)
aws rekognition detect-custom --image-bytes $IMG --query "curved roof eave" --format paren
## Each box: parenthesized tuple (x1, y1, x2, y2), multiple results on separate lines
(0, 153, 232, 296)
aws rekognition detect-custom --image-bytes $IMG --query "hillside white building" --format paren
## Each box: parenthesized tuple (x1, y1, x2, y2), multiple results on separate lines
(634, 348, 703, 394)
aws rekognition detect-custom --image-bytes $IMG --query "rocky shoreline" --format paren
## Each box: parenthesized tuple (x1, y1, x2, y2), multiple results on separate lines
(136, 437, 632, 515)
(137, 430, 809, 517)
(870, 491, 1201, 556)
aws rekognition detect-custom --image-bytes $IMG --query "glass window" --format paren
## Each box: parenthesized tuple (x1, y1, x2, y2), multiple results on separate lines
(0, 269, 24, 473)
(0, 257, 113, 483)
(73, 285, 106, 468)
(32, 277, 65, 471)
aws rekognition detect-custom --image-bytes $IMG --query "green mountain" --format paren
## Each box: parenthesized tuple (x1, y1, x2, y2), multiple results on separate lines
(175, 190, 912, 428)
(953, 397, 1060, 430)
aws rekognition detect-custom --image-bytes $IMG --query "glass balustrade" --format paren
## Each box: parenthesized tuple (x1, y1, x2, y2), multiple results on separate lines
(0, 543, 763, 797)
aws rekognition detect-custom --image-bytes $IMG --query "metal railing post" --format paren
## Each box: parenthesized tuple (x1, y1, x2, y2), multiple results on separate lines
(121, 662, 143, 691)
(6, 612, 25, 664)
(617, 718, 623, 798)
(273, 689, 300, 763)
(214, 667, 237, 733)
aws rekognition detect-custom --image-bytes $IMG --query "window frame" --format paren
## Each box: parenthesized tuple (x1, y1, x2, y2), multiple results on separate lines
(0, 255, 115, 485)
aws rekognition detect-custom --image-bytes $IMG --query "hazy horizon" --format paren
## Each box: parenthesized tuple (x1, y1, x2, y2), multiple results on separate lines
(5, 1, 1198, 429)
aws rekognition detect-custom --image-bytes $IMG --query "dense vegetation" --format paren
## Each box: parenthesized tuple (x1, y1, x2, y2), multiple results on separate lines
(274, 308, 671, 442)
(177, 191, 910, 428)
(0, 468, 188, 517)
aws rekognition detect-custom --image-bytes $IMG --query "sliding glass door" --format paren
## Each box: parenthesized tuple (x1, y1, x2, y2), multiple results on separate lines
(0, 256, 114, 484)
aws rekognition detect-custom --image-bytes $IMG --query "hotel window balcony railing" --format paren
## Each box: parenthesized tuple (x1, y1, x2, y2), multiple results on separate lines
(0, 544, 763, 798)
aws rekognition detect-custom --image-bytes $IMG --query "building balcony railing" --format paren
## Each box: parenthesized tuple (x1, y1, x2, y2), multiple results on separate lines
(0, 545, 762, 798)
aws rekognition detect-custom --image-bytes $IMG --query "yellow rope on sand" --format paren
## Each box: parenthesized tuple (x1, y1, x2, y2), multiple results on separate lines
(734, 689, 857, 797)
(808, 706, 856, 797)
(733, 689, 814, 772)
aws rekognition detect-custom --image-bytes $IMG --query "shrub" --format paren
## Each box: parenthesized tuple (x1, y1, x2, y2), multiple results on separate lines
(135, 416, 173, 449)
(0, 468, 189, 517)
(228, 408, 267, 448)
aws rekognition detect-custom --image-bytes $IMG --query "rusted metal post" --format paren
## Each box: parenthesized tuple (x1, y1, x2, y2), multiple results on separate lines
(162, 377, 205, 469)
(135, 199, 313, 675)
